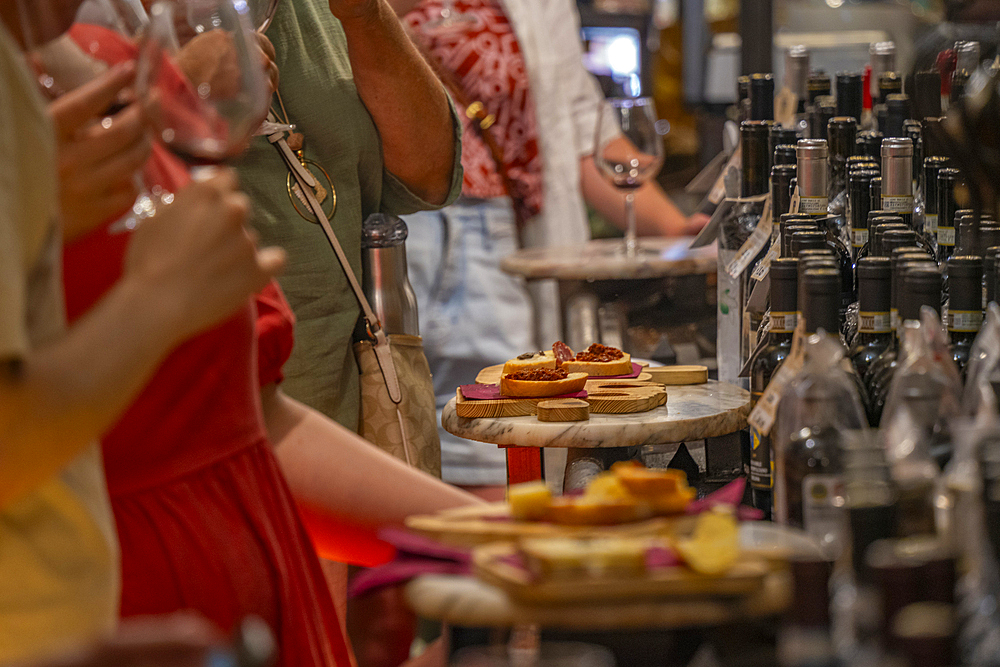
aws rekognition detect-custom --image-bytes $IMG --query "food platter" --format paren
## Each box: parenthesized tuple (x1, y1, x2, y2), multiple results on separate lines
(473, 542, 771, 604)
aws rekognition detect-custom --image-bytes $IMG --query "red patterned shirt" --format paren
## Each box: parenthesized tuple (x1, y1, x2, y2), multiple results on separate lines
(406, 0, 544, 222)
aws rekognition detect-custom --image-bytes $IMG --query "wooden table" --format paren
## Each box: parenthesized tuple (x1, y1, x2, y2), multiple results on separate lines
(442, 380, 749, 485)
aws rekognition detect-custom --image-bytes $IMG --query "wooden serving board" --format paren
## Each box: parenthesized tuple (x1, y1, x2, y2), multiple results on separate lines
(475, 364, 652, 385)
(473, 542, 770, 604)
(405, 502, 685, 548)
(457, 371, 667, 419)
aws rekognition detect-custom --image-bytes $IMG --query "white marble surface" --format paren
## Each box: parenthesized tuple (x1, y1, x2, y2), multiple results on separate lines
(406, 571, 790, 630)
(500, 237, 717, 281)
(442, 380, 749, 448)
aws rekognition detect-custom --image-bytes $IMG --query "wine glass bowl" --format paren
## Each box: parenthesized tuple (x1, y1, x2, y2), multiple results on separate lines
(594, 97, 666, 258)
(137, 0, 270, 167)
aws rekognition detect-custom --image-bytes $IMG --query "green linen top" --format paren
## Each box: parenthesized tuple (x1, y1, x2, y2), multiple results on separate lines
(236, 0, 463, 430)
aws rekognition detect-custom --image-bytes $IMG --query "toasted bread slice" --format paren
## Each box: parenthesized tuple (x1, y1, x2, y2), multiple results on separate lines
(544, 497, 647, 525)
(562, 352, 632, 377)
(502, 350, 556, 375)
(613, 465, 687, 497)
(499, 371, 588, 398)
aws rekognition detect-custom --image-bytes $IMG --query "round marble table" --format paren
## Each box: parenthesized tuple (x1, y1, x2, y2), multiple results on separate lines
(406, 571, 790, 631)
(442, 380, 749, 485)
(500, 237, 716, 282)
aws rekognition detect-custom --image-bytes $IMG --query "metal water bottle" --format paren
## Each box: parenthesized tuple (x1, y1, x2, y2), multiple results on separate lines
(360, 213, 420, 335)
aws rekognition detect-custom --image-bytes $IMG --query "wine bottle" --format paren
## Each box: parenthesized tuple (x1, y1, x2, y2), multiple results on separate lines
(856, 211, 902, 261)
(809, 98, 836, 141)
(836, 72, 864, 123)
(778, 559, 836, 667)
(954, 210, 975, 256)
(750, 257, 798, 519)
(936, 167, 962, 262)
(979, 222, 1000, 258)
(946, 255, 983, 380)
(737, 75, 751, 123)
(827, 117, 857, 243)
(985, 247, 1000, 306)
(770, 125, 799, 162)
(772, 164, 797, 224)
(912, 70, 943, 120)
(870, 42, 897, 96)
(797, 139, 829, 218)
(857, 130, 883, 161)
(883, 94, 910, 138)
(849, 168, 879, 256)
(867, 261, 941, 425)
(774, 144, 797, 166)
(782, 222, 819, 257)
(750, 73, 775, 122)
(717, 121, 770, 385)
(808, 72, 831, 107)
(920, 156, 949, 248)
(881, 138, 914, 230)
(851, 257, 894, 381)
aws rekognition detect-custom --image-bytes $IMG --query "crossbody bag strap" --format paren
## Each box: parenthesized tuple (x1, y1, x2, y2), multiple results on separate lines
(266, 113, 403, 405)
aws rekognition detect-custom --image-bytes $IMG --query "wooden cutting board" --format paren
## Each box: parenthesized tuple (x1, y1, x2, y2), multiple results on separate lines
(455, 380, 667, 419)
(404, 502, 686, 548)
(475, 364, 652, 385)
(473, 542, 770, 604)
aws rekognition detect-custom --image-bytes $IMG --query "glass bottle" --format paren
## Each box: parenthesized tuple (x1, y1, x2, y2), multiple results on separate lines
(808, 72, 831, 108)
(809, 98, 836, 141)
(783, 45, 810, 135)
(750, 257, 798, 519)
(827, 117, 857, 244)
(883, 94, 910, 139)
(857, 130, 883, 161)
(772, 164, 798, 229)
(716, 121, 770, 386)
(947, 255, 983, 381)
(836, 72, 864, 123)
(850, 257, 893, 381)
(921, 157, 949, 249)
(750, 73, 775, 122)
(881, 138, 914, 230)
(782, 222, 819, 258)
(936, 167, 962, 262)
(770, 125, 799, 163)
(912, 70, 943, 120)
(774, 144, 797, 166)
(849, 169, 879, 256)
(856, 211, 902, 261)
(737, 75, 751, 123)
(778, 559, 836, 667)
(868, 264, 942, 426)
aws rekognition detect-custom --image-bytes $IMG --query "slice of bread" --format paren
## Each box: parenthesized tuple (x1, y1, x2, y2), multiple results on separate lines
(499, 371, 588, 398)
(562, 352, 632, 377)
(501, 350, 556, 375)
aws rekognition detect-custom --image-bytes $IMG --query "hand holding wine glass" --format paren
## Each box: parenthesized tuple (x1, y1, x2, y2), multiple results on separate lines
(593, 97, 666, 258)
(138, 0, 270, 171)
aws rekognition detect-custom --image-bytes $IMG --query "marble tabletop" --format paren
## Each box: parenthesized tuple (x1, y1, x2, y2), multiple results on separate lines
(406, 571, 790, 630)
(442, 380, 750, 448)
(500, 237, 717, 281)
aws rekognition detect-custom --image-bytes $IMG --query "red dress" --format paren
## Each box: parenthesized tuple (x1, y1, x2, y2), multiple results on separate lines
(62, 25, 352, 667)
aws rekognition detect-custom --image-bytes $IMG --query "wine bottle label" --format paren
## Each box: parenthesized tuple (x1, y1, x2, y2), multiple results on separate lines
(802, 474, 845, 545)
(924, 213, 938, 235)
(771, 311, 797, 333)
(798, 196, 828, 215)
(859, 311, 892, 333)
(890, 308, 899, 331)
(949, 310, 984, 332)
(881, 194, 914, 214)
(938, 225, 956, 246)
(749, 427, 772, 490)
(852, 227, 868, 248)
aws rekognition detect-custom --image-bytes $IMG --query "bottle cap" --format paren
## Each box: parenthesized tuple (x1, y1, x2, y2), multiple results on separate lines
(802, 268, 841, 334)
(749, 73, 775, 121)
(790, 230, 828, 257)
(955, 40, 981, 73)
(858, 256, 892, 314)
(882, 229, 918, 256)
(796, 139, 828, 199)
(901, 267, 943, 321)
(784, 45, 810, 98)
(828, 116, 858, 158)
(948, 255, 984, 313)
(857, 130, 884, 160)
(737, 75, 751, 101)
(773, 144, 797, 165)
(836, 72, 864, 120)
(770, 257, 799, 313)
(912, 71, 943, 118)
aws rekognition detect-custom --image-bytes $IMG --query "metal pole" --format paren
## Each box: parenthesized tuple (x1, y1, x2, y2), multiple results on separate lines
(682, 0, 707, 106)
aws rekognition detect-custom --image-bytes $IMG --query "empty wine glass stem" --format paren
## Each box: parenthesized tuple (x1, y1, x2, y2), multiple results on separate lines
(624, 191, 638, 258)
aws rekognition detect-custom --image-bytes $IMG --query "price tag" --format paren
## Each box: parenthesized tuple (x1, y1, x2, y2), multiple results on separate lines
(751, 238, 781, 282)
(707, 145, 742, 206)
(798, 196, 828, 215)
(859, 311, 892, 334)
(690, 197, 733, 249)
(949, 310, 984, 332)
(924, 213, 938, 235)
(938, 226, 956, 247)
(852, 227, 868, 249)
(789, 186, 800, 215)
(747, 320, 807, 436)
(726, 196, 772, 279)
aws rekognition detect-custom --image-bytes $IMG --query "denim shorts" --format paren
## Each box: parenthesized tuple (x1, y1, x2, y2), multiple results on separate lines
(404, 197, 535, 485)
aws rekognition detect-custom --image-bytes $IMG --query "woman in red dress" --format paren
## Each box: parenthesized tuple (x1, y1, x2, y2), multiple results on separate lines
(58, 22, 472, 667)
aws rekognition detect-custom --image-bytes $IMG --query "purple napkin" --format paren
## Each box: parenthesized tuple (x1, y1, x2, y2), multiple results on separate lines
(685, 478, 764, 520)
(348, 557, 470, 599)
(459, 384, 588, 400)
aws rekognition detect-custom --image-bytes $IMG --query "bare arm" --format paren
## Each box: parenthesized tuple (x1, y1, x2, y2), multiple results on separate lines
(332, 0, 456, 205)
(261, 384, 480, 528)
(580, 150, 705, 237)
(0, 173, 283, 510)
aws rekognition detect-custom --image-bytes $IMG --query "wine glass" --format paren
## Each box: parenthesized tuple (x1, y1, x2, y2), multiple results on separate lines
(136, 0, 270, 177)
(593, 97, 666, 258)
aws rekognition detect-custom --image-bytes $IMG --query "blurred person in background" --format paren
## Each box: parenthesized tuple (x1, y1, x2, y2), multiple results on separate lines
(0, 0, 283, 662)
(388, 0, 708, 496)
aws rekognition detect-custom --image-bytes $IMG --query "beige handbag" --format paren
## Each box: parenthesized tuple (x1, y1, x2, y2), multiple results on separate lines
(268, 117, 442, 478)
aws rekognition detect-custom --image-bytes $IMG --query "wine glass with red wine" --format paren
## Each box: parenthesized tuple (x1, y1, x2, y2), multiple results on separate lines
(593, 97, 666, 258)
(136, 0, 270, 175)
